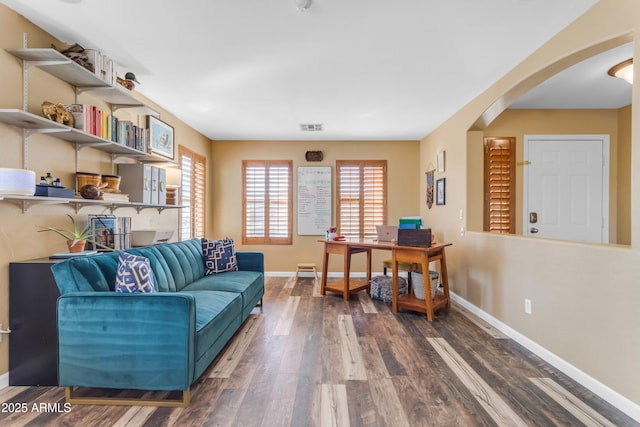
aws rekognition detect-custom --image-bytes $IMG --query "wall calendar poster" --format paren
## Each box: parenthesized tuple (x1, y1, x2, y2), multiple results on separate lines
(297, 166, 332, 235)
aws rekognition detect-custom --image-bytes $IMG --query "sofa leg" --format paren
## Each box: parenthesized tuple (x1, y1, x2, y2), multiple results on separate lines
(65, 386, 191, 408)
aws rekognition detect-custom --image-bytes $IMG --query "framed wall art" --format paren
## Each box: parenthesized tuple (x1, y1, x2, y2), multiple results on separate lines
(437, 151, 446, 173)
(436, 177, 446, 205)
(148, 116, 174, 160)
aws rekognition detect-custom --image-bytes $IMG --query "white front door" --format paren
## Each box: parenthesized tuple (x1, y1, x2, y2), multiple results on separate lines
(523, 135, 609, 243)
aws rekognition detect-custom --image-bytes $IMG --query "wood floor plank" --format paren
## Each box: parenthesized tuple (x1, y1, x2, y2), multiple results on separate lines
(337, 314, 367, 381)
(209, 314, 264, 378)
(320, 384, 350, 427)
(273, 295, 301, 336)
(530, 377, 619, 427)
(112, 393, 167, 427)
(357, 290, 378, 313)
(367, 378, 410, 427)
(428, 337, 528, 427)
(0, 386, 29, 402)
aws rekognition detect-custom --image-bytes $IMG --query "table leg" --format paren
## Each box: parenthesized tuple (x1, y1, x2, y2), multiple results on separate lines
(320, 243, 329, 296)
(391, 250, 398, 313)
(365, 248, 372, 293)
(419, 253, 434, 321)
(440, 248, 450, 309)
(343, 244, 351, 300)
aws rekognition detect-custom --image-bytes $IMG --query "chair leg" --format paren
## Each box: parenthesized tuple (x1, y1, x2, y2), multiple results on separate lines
(383, 267, 387, 275)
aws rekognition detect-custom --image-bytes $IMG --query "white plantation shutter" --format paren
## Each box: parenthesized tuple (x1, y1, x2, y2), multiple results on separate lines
(337, 160, 387, 238)
(484, 138, 515, 234)
(179, 146, 206, 240)
(243, 160, 292, 244)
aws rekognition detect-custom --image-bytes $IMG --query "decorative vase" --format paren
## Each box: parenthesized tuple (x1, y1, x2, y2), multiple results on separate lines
(67, 240, 86, 253)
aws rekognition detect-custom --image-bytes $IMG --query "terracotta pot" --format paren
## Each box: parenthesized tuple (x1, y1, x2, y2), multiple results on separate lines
(67, 239, 86, 253)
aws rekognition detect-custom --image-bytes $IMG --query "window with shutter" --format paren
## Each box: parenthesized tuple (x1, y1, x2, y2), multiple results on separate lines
(336, 160, 387, 238)
(242, 160, 292, 244)
(484, 137, 515, 234)
(179, 146, 206, 240)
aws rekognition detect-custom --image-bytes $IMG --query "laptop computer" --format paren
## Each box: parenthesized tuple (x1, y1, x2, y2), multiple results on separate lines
(376, 225, 398, 242)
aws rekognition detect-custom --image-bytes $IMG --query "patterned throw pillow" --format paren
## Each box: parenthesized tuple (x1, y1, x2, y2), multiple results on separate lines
(115, 251, 156, 293)
(202, 237, 238, 275)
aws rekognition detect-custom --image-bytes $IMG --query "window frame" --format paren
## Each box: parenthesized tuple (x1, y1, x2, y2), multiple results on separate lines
(178, 145, 206, 240)
(242, 160, 293, 245)
(336, 160, 387, 239)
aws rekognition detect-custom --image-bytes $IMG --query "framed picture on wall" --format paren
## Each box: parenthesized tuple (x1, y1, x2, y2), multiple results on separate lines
(148, 116, 174, 160)
(437, 151, 445, 173)
(436, 178, 446, 205)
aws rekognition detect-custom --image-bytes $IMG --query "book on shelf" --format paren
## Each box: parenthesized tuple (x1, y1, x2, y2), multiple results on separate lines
(99, 192, 130, 202)
(65, 104, 148, 151)
(88, 215, 132, 251)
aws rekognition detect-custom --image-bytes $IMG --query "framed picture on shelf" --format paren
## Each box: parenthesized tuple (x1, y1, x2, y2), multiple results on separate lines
(436, 178, 446, 205)
(148, 116, 174, 160)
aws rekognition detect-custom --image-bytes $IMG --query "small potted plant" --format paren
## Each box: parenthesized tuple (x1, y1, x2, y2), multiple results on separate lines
(39, 214, 113, 252)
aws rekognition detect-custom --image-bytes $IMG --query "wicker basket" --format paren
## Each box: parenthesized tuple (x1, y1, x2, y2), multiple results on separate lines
(101, 174, 121, 191)
(370, 275, 407, 303)
(76, 171, 101, 189)
(412, 271, 439, 300)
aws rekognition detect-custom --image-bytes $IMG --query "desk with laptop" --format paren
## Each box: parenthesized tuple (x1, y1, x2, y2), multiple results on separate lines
(319, 221, 451, 321)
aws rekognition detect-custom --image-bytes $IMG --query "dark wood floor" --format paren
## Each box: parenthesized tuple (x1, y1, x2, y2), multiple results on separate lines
(0, 276, 636, 427)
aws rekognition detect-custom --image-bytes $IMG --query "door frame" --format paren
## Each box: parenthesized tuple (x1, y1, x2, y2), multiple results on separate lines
(523, 134, 610, 243)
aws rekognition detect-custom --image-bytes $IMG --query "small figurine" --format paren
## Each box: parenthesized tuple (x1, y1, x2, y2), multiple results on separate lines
(41, 101, 74, 127)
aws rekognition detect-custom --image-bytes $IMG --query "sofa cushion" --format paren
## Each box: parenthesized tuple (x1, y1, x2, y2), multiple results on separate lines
(202, 237, 238, 274)
(115, 252, 156, 293)
(129, 239, 204, 292)
(180, 290, 242, 362)
(182, 270, 263, 319)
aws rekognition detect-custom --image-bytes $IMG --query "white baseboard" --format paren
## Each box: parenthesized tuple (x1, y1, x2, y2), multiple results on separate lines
(450, 292, 640, 423)
(0, 372, 8, 390)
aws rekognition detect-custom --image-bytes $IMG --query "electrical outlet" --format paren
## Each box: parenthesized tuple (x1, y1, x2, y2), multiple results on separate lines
(524, 299, 532, 314)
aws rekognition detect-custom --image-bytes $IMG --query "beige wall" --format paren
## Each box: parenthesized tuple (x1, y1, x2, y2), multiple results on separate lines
(0, 5, 210, 378)
(210, 139, 420, 273)
(420, 0, 640, 408)
(474, 108, 629, 243)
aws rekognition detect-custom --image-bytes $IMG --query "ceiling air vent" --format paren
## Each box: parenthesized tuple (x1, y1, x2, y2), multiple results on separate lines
(299, 123, 323, 132)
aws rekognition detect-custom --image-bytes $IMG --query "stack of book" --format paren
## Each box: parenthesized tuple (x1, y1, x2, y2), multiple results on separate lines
(66, 104, 148, 152)
(99, 192, 130, 202)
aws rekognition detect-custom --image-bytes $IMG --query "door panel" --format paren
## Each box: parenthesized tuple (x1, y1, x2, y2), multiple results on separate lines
(524, 135, 609, 243)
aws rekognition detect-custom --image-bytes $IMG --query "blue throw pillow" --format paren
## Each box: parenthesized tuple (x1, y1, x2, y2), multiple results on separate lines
(115, 251, 156, 293)
(202, 237, 238, 275)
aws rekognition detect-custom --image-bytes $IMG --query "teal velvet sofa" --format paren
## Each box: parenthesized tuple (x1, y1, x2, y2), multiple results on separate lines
(50, 238, 264, 407)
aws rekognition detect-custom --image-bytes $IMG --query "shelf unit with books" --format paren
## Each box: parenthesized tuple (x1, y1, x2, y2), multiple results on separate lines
(0, 44, 181, 215)
(1, 47, 173, 169)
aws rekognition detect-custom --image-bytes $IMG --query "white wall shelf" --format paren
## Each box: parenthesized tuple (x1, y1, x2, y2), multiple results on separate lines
(0, 109, 173, 163)
(6, 48, 159, 116)
(0, 194, 182, 214)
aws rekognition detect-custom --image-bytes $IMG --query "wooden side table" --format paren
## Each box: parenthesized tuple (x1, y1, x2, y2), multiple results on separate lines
(391, 243, 451, 321)
(320, 240, 371, 300)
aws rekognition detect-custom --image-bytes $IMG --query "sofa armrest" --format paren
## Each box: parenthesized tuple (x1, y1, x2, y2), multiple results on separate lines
(57, 292, 196, 391)
(236, 251, 264, 273)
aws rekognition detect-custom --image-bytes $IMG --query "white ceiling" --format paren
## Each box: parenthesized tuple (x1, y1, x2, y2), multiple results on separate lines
(2, 0, 614, 141)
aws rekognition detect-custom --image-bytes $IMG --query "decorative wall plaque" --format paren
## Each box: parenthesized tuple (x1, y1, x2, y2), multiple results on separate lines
(305, 151, 323, 162)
